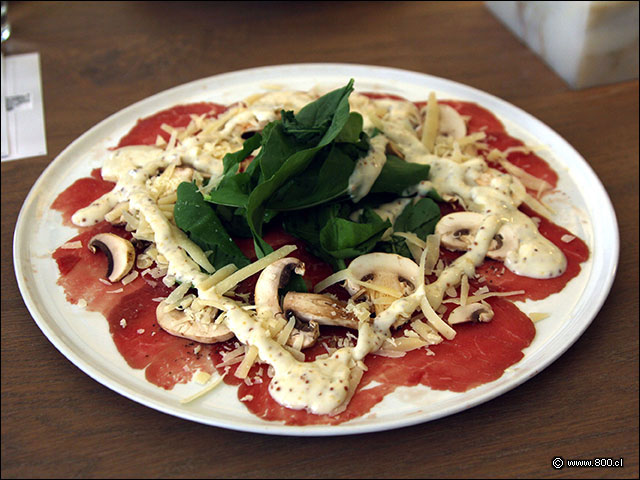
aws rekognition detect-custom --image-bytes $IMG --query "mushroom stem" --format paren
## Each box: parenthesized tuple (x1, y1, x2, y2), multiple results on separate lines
(283, 292, 360, 330)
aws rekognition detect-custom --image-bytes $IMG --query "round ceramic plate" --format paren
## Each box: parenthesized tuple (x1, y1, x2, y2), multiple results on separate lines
(13, 63, 619, 436)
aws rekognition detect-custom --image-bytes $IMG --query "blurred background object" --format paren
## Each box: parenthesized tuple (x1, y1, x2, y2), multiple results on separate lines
(486, 1, 639, 89)
(1, 1, 10, 42)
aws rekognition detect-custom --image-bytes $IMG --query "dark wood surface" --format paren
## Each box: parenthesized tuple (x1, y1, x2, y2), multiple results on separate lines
(2, 2, 638, 478)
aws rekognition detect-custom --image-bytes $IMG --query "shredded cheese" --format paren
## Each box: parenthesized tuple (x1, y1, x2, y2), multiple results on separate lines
(121, 270, 139, 285)
(381, 336, 429, 352)
(60, 241, 83, 249)
(214, 245, 297, 295)
(421, 92, 439, 152)
(276, 315, 297, 345)
(180, 372, 227, 404)
(163, 281, 192, 311)
(313, 268, 350, 293)
(460, 274, 469, 306)
(234, 345, 259, 379)
(420, 297, 456, 340)
(411, 319, 443, 345)
(424, 234, 441, 275)
(196, 264, 238, 292)
(529, 312, 550, 323)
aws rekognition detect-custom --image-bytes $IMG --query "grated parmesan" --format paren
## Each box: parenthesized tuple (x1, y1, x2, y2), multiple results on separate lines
(60, 241, 82, 249)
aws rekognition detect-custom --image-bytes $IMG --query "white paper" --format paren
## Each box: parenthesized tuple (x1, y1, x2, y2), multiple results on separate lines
(1, 54, 8, 158)
(1, 52, 47, 161)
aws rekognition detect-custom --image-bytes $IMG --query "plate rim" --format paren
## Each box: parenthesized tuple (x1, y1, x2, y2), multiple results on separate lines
(13, 62, 620, 436)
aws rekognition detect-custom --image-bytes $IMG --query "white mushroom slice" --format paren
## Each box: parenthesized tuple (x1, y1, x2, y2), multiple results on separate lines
(155, 300, 233, 343)
(345, 253, 421, 317)
(447, 303, 494, 325)
(435, 212, 518, 262)
(438, 104, 466, 139)
(88, 233, 136, 283)
(254, 257, 320, 349)
(283, 292, 360, 330)
(255, 257, 306, 320)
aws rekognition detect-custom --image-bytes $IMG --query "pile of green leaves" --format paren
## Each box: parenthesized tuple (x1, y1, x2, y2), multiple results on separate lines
(174, 80, 441, 272)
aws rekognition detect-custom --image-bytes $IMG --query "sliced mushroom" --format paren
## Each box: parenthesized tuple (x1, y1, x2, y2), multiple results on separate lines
(441, 193, 468, 210)
(435, 212, 518, 261)
(283, 292, 360, 330)
(438, 104, 467, 139)
(254, 257, 319, 349)
(88, 233, 136, 282)
(155, 300, 234, 343)
(447, 302, 494, 325)
(287, 319, 320, 350)
(345, 253, 421, 317)
(255, 257, 305, 319)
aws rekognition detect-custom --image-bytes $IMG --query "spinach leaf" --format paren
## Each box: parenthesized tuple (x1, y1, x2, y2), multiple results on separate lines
(266, 142, 357, 211)
(373, 197, 441, 260)
(283, 79, 355, 146)
(174, 182, 250, 269)
(369, 155, 431, 195)
(283, 203, 390, 271)
(215, 205, 252, 238)
(204, 171, 253, 207)
(246, 81, 356, 257)
(319, 207, 391, 260)
(203, 133, 263, 208)
(222, 132, 262, 176)
(377, 234, 413, 259)
(393, 196, 441, 238)
(335, 112, 364, 144)
(281, 110, 327, 147)
(255, 121, 300, 182)
(279, 274, 308, 297)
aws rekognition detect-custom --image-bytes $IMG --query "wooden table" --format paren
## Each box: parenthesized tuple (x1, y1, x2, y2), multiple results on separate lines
(2, 2, 638, 478)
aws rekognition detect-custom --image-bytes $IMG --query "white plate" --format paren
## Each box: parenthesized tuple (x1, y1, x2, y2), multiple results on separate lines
(13, 63, 619, 436)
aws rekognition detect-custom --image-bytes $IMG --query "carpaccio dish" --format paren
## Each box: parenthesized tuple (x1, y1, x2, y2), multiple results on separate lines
(51, 81, 589, 426)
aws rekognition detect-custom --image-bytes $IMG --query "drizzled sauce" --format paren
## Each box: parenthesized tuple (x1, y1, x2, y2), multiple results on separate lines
(51, 96, 587, 425)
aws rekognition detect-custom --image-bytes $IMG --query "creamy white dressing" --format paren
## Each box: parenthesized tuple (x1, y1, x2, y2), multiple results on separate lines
(425, 215, 501, 309)
(211, 286, 424, 415)
(74, 146, 209, 285)
(347, 135, 388, 202)
(380, 110, 567, 279)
